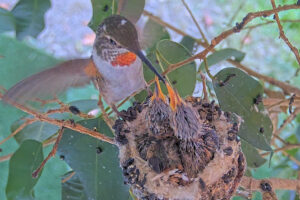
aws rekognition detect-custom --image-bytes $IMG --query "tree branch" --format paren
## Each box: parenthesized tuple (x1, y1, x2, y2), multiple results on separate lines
(271, 108, 300, 144)
(144, 5, 300, 95)
(0, 118, 36, 145)
(244, 19, 300, 30)
(0, 93, 114, 145)
(165, 3, 300, 73)
(181, 0, 208, 44)
(271, 0, 300, 66)
(228, 60, 300, 95)
(240, 176, 300, 193)
(261, 143, 300, 157)
(143, 10, 206, 46)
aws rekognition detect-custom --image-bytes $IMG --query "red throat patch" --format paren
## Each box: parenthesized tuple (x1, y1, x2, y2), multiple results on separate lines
(111, 52, 137, 67)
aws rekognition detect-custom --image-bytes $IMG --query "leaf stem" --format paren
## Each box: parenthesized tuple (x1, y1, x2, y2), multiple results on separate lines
(203, 58, 215, 80)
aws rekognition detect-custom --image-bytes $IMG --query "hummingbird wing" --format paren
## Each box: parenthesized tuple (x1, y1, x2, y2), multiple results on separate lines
(2, 58, 96, 105)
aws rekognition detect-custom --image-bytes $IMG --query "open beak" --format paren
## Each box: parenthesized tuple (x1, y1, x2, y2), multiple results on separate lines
(136, 50, 165, 84)
(152, 76, 166, 102)
(166, 83, 182, 111)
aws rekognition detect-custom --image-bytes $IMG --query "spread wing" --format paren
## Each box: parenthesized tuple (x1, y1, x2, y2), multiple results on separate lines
(2, 58, 96, 105)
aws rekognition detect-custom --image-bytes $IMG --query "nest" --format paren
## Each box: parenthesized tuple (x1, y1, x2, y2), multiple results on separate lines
(113, 97, 246, 200)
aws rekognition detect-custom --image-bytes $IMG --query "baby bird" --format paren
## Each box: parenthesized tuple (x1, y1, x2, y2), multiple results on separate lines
(136, 78, 181, 173)
(147, 76, 172, 137)
(166, 84, 219, 178)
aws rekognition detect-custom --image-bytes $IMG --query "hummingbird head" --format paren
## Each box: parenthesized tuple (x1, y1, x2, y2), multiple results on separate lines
(94, 15, 165, 83)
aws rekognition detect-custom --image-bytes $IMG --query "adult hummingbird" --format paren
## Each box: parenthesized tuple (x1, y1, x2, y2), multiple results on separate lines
(2, 15, 165, 112)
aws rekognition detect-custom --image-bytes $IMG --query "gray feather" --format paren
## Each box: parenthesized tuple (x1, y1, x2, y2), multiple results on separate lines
(2, 58, 93, 105)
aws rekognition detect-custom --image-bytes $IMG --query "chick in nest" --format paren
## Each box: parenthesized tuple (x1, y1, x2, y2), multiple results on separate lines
(166, 84, 219, 178)
(146, 76, 173, 137)
(138, 77, 182, 173)
(116, 78, 245, 200)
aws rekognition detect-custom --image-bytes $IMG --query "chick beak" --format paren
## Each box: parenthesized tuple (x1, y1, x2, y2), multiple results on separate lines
(166, 83, 182, 111)
(152, 76, 166, 102)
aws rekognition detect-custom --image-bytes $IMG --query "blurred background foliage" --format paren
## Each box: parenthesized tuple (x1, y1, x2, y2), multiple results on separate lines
(0, 0, 299, 199)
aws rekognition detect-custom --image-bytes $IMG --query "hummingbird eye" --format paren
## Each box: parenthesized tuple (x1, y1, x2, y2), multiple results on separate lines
(110, 38, 117, 45)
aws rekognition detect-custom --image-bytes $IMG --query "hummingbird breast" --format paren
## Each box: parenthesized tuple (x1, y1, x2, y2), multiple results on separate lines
(92, 48, 146, 105)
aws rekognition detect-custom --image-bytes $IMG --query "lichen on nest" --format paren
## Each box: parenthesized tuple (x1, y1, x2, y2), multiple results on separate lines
(113, 79, 246, 200)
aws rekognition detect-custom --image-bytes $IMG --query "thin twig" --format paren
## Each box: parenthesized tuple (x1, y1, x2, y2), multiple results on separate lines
(241, 176, 300, 191)
(228, 60, 300, 95)
(261, 143, 300, 156)
(165, 4, 300, 74)
(97, 94, 114, 132)
(0, 85, 7, 93)
(0, 118, 36, 145)
(143, 10, 300, 95)
(200, 72, 208, 101)
(263, 97, 300, 110)
(143, 10, 206, 46)
(35, 97, 94, 119)
(244, 19, 300, 30)
(0, 135, 58, 163)
(4, 100, 115, 144)
(282, 150, 300, 166)
(61, 171, 76, 183)
(240, 27, 253, 49)
(0, 153, 12, 162)
(0, 97, 95, 146)
(181, 0, 208, 44)
(271, 0, 300, 66)
(227, 2, 245, 27)
(117, 0, 124, 14)
(203, 58, 214, 80)
(32, 127, 65, 178)
(271, 108, 300, 144)
(273, 135, 288, 145)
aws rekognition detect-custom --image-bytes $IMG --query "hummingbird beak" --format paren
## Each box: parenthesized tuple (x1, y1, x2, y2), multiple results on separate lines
(136, 50, 165, 84)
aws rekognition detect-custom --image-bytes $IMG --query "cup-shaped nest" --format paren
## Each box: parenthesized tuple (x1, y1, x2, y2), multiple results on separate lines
(113, 96, 246, 200)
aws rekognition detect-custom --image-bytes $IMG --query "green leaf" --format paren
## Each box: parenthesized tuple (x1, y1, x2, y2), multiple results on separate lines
(88, 0, 114, 32)
(11, 0, 51, 39)
(156, 40, 196, 97)
(213, 68, 273, 151)
(0, 35, 59, 89)
(0, 8, 16, 33)
(136, 40, 196, 102)
(0, 34, 59, 148)
(135, 20, 170, 102)
(142, 18, 170, 51)
(180, 36, 196, 53)
(0, 34, 59, 123)
(285, 135, 299, 156)
(6, 140, 44, 200)
(118, 0, 145, 24)
(13, 120, 60, 144)
(12, 100, 99, 144)
(241, 140, 266, 168)
(61, 171, 88, 200)
(199, 48, 245, 72)
(58, 118, 130, 200)
(0, 35, 58, 200)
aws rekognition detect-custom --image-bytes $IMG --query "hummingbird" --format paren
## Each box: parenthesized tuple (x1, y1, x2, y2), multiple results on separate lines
(2, 15, 165, 113)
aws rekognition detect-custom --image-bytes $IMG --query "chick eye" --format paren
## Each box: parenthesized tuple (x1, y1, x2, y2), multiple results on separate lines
(110, 38, 117, 45)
